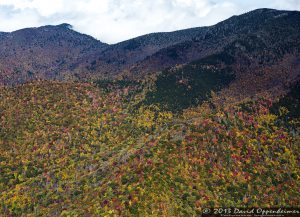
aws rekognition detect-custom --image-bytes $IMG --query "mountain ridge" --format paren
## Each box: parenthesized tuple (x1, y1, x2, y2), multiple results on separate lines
(0, 8, 299, 92)
(1, 8, 300, 216)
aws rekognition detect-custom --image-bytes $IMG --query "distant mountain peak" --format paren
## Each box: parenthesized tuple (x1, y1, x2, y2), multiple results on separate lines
(252, 8, 277, 12)
(0, 8, 299, 86)
(57, 23, 73, 29)
(38, 23, 73, 31)
(246, 8, 292, 16)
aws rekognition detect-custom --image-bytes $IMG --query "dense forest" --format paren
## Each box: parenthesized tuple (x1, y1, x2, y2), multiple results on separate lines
(0, 80, 299, 216)
(0, 8, 300, 217)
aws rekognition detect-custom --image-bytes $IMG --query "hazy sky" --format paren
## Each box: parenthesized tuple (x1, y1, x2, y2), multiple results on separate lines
(0, 0, 299, 44)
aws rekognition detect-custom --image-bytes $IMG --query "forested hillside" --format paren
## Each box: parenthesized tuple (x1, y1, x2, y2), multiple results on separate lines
(0, 81, 299, 216)
(0, 8, 300, 217)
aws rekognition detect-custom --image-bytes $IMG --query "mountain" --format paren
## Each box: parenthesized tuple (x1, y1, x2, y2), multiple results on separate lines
(0, 24, 108, 85)
(129, 9, 300, 75)
(1, 8, 300, 216)
(95, 27, 208, 69)
(57, 27, 210, 79)
(0, 23, 209, 85)
(0, 8, 300, 111)
(139, 9, 300, 110)
(73, 8, 300, 81)
(1, 9, 300, 90)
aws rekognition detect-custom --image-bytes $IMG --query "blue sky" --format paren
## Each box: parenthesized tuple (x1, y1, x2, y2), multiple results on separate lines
(0, 0, 299, 43)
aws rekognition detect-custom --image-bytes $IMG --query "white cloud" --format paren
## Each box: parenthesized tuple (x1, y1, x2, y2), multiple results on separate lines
(0, 0, 299, 43)
(271, 0, 300, 10)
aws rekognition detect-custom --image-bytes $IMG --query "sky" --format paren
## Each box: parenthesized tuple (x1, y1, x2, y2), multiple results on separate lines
(0, 0, 300, 44)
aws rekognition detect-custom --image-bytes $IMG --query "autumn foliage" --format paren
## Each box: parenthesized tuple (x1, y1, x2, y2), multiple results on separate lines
(0, 81, 299, 216)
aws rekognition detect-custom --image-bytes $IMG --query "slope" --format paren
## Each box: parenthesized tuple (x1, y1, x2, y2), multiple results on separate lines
(0, 24, 108, 85)
(141, 9, 300, 111)
(0, 81, 299, 216)
(129, 9, 300, 77)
